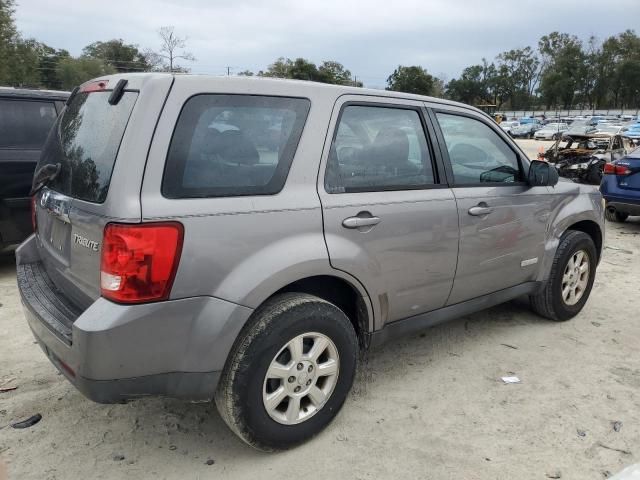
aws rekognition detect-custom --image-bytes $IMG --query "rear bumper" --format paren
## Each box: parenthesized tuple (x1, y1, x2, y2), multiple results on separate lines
(16, 235, 253, 403)
(605, 200, 640, 216)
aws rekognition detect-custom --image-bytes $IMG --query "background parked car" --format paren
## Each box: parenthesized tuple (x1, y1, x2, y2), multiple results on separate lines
(511, 118, 542, 138)
(601, 146, 640, 222)
(500, 121, 520, 136)
(564, 119, 598, 137)
(624, 123, 640, 144)
(0, 88, 68, 251)
(534, 122, 569, 140)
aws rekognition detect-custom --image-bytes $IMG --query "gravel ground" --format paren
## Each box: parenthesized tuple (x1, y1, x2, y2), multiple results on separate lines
(2, 138, 639, 480)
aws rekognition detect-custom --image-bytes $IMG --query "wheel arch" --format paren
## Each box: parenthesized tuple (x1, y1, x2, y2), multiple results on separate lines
(566, 219, 603, 261)
(272, 275, 373, 348)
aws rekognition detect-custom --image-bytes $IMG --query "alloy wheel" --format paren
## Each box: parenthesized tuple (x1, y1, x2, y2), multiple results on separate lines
(262, 332, 340, 425)
(561, 249, 590, 306)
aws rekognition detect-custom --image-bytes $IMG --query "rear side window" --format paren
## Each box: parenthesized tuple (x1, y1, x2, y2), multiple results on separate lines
(0, 99, 57, 148)
(162, 95, 310, 198)
(38, 91, 138, 203)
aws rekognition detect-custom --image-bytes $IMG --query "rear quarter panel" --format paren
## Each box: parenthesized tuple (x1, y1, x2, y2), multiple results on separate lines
(140, 77, 374, 329)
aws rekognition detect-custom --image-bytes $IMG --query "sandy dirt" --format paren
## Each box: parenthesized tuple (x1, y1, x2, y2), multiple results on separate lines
(2, 138, 639, 479)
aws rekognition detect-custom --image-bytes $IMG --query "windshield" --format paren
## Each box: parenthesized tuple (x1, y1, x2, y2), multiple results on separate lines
(37, 91, 138, 203)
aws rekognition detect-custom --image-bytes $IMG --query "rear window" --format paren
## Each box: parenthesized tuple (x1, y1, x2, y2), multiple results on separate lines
(162, 95, 310, 198)
(38, 91, 137, 203)
(0, 99, 57, 148)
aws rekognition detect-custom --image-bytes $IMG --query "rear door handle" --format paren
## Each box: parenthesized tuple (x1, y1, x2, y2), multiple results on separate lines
(468, 204, 494, 216)
(342, 216, 381, 229)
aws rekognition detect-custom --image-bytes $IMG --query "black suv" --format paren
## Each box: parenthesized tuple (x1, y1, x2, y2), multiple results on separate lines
(0, 88, 68, 250)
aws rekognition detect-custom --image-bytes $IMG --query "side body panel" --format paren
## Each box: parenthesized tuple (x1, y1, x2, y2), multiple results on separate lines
(447, 184, 551, 304)
(317, 95, 459, 328)
(140, 77, 375, 330)
(427, 104, 550, 305)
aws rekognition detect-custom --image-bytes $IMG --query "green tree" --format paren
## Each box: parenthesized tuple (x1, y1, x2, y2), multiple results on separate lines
(446, 62, 494, 105)
(317, 60, 352, 85)
(495, 47, 540, 108)
(538, 32, 586, 109)
(259, 57, 360, 85)
(82, 39, 151, 72)
(55, 57, 116, 90)
(386, 65, 434, 95)
(0, 0, 18, 85)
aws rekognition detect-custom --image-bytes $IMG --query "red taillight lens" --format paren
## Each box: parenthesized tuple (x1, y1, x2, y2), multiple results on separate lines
(31, 196, 37, 232)
(100, 222, 184, 304)
(80, 79, 109, 93)
(603, 163, 631, 175)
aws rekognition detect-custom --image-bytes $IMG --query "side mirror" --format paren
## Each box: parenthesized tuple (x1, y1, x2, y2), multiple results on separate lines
(528, 160, 559, 187)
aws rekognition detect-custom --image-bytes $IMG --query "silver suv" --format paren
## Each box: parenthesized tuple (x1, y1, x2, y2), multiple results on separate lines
(17, 74, 604, 451)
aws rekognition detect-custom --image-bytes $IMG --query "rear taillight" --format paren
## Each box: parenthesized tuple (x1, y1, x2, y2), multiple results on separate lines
(31, 196, 37, 232)
(603, 163, 632, 175)
(100, 222, 184, 304)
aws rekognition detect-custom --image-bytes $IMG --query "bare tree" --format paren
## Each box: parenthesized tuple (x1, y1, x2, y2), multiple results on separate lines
(155, 26, 195, 72)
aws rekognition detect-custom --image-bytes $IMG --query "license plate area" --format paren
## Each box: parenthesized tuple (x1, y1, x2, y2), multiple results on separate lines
(38, 190, 72, 260)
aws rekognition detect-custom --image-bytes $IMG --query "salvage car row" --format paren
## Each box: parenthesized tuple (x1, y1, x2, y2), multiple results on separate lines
(500, 114, 640, 142)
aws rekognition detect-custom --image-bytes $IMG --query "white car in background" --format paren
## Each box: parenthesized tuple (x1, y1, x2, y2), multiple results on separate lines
(500, 121, 520, 136)
(534, 122, 569, 140)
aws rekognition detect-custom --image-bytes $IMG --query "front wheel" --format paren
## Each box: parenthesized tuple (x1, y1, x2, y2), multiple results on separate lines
(215, 293, 358, 451)
(530, 231, 597, 321)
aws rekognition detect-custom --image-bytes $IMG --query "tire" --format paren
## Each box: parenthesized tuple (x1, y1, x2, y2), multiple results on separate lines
(605, 209, 628, 222)
(214, 293, 358, 451)
(528, 133, 533, 139)
(552, 133, 558, 141)
(586, 163, 603, 185)
(530, 230, 597, 322)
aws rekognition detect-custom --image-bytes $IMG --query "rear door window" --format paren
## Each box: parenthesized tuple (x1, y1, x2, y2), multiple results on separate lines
(38, 91, 138, 203)
(0, 99, 57, 149)
(325, 105, 436, 193)
(162, 95, 310, 198)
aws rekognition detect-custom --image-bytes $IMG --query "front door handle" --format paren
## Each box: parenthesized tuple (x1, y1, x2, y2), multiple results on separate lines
(342, 215, 381, 229)
(468, 204, 494, 216)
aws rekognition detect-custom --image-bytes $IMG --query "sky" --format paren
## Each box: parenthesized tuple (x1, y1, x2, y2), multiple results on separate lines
(14, 0, 640, 88)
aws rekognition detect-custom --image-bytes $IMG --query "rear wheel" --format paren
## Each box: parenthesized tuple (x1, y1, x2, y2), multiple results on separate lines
(530, 231, 597, 321)
(605, 209, 629, 222)
(215, 293, 358, 451)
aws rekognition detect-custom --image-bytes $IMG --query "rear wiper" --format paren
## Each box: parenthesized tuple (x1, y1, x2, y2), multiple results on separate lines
(30, 163, 61, 196)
